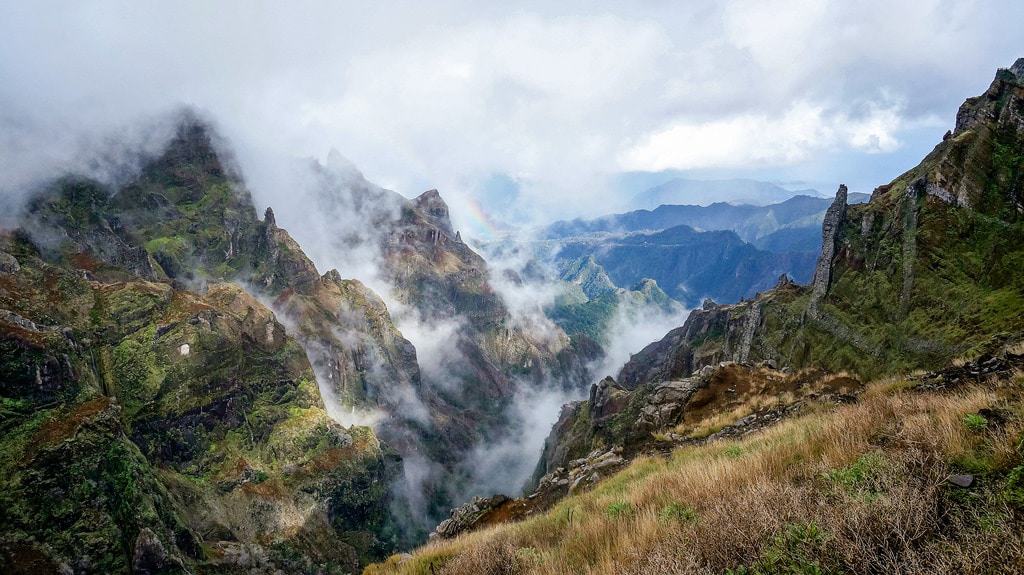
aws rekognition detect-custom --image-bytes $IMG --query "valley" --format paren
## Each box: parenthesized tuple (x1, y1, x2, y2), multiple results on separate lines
(0, 7, 1022, 573)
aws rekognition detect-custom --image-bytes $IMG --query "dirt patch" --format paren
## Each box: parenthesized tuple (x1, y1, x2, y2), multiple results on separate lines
(31, 396, 113, 450)
(69, 252, 102, 272)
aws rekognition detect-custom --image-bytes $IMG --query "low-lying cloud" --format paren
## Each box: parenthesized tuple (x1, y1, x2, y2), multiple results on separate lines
(589, 296, 691, 382)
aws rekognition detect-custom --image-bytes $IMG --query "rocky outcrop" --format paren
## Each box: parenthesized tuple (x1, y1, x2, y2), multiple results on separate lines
(616, 278, 804, 389)
(912, 344, 1024, 392)
(277, 272, 422, 415)
(898, 182, 922, 316)
(807, 184, 847, 316)
(430, 495, 511, 540)
(915, 58, 1024, 212)
(0, 250, 20, 274)
(413, 189, 455, 236)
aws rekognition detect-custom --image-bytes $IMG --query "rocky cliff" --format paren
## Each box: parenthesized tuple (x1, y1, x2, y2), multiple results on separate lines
(518, 59, 1024, 524)
(0, 232, 398, 573)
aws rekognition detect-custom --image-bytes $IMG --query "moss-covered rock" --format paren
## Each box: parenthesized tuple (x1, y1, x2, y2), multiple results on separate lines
(0, 233, 399, 573)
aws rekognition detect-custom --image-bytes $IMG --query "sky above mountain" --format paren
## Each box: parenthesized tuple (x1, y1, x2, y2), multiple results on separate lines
(2, 1, 1022, 238)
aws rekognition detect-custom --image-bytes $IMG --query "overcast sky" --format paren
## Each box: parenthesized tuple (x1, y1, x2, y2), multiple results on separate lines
(2, 1, 1022, 234)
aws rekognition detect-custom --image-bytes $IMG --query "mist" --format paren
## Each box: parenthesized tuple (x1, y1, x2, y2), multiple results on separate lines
(589, 298, 692, 382)
(461, 385, 579, 496)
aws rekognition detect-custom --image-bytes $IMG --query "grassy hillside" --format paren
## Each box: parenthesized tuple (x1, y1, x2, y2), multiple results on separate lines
(367, 356, 1024, 574)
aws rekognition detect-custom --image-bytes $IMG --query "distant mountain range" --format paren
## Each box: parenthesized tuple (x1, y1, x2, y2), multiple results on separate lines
(546, 192, 870, 248)
(631, 178, 825, 208)
(541, 192, 869, 307)
(551, 225, 817, 307)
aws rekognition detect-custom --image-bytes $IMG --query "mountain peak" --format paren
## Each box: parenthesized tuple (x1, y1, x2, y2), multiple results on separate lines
(1008, 57, 1024, 80)
(413, 188, 453, 234)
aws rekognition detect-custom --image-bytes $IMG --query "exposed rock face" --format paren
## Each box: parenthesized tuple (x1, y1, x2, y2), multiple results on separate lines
(277, 272, 422, 419)
(413, 189, 455, 236)
(808, 184, 847, 316)
(132, 527, 184, 575)
(0, 250, 20, 274)
(430, 495, 510, 540)
(616, 278, 804, 389)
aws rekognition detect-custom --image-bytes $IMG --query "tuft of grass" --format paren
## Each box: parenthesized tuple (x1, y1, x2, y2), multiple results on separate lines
(658, 502, 697, 524)
(724, 445, 745, 459)
(963, 413, 989, 432)
(605, 501, 632, 519)
(1007, 465, 1024, 508)
(823, 451, 887, 491)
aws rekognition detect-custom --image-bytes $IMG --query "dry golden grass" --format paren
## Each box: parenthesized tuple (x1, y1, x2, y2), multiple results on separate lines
(366, 378, 1024, 575)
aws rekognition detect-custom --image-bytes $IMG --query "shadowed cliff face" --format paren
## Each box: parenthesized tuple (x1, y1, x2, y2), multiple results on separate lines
(282, 161, 600, 526)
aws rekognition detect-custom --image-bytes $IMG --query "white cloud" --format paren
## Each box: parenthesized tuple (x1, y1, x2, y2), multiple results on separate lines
(618, 99, 914, 172)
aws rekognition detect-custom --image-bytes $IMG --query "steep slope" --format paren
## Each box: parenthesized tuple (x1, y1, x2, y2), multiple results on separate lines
(369, 354, 1024, 575)
(4, 115, 431, 566)
(281, 161, 599, 520)
(0, 233, 397, 573)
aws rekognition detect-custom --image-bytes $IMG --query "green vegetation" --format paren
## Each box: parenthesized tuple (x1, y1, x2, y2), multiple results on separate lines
(658, 502, 697, 524)
(604, 501, 632, 519)
(963, 412, 989, 432)
(823, 451, 887, 491)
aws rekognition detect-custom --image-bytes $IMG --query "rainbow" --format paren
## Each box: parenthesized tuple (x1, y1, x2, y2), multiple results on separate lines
(457, 196, 505, 241)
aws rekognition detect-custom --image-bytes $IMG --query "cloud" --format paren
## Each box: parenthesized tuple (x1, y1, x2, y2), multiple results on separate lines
(618, 99, 934, 172)
(2, 1, 1021, 227)
(590, 298, 691, 383)
(461, 385, 578, 496)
